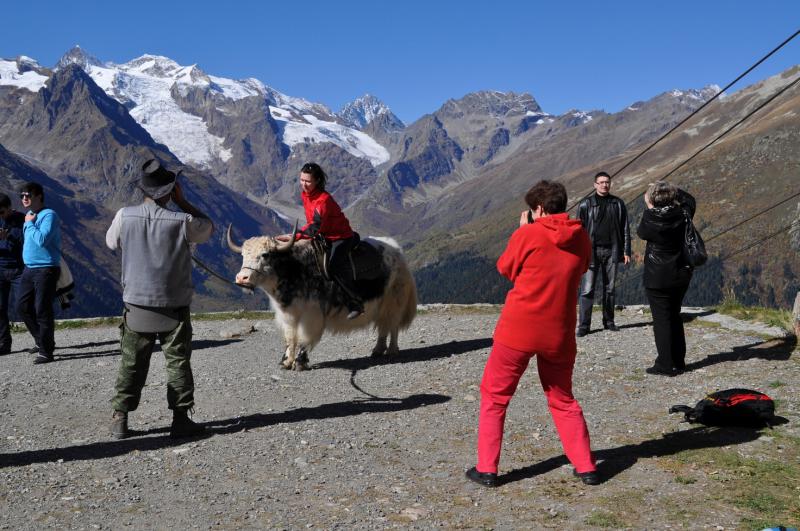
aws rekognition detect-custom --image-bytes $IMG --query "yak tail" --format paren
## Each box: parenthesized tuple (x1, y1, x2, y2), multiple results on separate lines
(399, 278, 418, 330)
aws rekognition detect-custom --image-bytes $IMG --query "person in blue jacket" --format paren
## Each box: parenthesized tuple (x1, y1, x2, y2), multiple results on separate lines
(17, 182, 61, 364)
(0, 193, 25, 354)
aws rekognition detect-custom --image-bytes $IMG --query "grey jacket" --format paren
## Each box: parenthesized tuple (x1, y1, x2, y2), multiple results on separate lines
(576, 193, 631, 264)
(106, 202, 212, 307)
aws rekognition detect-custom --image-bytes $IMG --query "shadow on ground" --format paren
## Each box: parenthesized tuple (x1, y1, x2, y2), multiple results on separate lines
(47, 338, 244, 362)
(686, 336, 797, 371)
(313, 337, 493, 371)
(500, 421, 787, 486)
(0, 393, 449, 468)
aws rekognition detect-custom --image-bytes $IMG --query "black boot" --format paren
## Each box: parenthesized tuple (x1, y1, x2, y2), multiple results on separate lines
(110, 410, 129, 440)
(170, 410, 207, 438)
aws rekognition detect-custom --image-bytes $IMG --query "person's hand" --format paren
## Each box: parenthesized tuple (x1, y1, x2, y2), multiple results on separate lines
(25, 212, 36, 223)
(519, 210, 530, 227)
(171, 181, 185, 204)
(644, 193, 653, 209)
(623, 254, 631, 265)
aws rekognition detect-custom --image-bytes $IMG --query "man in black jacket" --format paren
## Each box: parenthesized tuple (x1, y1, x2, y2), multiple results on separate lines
(0, 193, 25, 354)
(576, 172, 631, 336)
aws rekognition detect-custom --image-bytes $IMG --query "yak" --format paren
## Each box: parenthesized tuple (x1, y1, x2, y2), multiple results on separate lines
(227, 224, 417, 370)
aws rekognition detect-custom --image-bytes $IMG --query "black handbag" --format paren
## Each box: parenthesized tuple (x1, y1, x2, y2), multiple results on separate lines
(682, 208, 707, 267)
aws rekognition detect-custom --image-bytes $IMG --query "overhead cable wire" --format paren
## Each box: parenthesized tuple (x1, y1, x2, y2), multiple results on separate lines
(624, 75, 800, 207)
(704, 189, 800, 244)
(566, 27, 800, 212)
(618, 222, 795, 293)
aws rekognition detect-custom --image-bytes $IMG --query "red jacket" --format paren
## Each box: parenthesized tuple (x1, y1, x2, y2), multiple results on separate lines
(493, 213, 591, 354)
(299, 189, 354, 241)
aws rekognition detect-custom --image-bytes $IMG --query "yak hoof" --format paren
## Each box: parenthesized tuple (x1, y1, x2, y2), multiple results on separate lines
(371, 347, 386, 357)
(386, 347, 400, 356)
(292, 360, 309, 371)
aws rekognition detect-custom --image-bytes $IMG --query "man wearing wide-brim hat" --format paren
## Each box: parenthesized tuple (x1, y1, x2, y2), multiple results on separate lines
(105, 159, 213, 439)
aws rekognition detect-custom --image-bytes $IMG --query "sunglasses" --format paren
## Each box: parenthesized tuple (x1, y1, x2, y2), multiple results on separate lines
(20, 193, 32, 199)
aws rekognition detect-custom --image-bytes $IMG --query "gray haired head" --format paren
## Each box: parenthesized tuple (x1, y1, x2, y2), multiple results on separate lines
(647, 181, 678, 208)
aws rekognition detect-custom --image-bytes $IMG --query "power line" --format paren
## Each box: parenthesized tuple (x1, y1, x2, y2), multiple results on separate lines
(618, 222, 795, 293)
(624, 75, 800, 207)
(705, 190, 800, 244)
(566, 27, 800, 212)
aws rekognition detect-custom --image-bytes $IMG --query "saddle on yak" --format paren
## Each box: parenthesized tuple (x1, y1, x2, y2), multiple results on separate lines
(311, 233, 385, 284)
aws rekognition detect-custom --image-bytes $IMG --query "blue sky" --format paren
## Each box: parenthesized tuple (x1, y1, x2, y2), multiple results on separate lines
(2, 1, 798, 123)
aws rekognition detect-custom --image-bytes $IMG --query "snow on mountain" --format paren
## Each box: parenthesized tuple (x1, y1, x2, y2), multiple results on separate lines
(338, 94, 404, 130)
(272, 109, 390, 165)
(0, 58, 48, 92)
(69, 55, 231, 166)
(668, 85, 720, 102)
(53, 48, 390, 168)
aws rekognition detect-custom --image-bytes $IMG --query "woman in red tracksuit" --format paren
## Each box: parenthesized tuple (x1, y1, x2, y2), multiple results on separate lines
(466, 180, 600, 487)
(296, 162, 363, 319)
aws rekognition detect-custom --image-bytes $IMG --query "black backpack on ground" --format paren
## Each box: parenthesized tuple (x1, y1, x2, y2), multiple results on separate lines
(669, 388, 775, 428)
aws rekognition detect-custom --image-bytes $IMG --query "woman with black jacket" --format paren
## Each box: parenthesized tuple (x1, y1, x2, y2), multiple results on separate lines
(637, 181, 696, 376)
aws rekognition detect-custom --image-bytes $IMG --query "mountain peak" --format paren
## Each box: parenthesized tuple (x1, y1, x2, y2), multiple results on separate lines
(442, 91, 543, 118)
(56, 45, 102, 71)
(120, 54, 210, 85)
(338, 93, 404, 130)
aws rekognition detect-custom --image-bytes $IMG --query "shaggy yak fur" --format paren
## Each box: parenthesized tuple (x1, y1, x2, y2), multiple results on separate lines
(229, 229, 417, 370)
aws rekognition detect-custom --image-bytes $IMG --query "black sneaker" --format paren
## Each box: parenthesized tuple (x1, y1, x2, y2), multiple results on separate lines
(170, 411, 207, 438)
(576, 328, 589, 338)
(465, 466, 498, 488)
(33, 353, 53, 364)
(604, 324, 620, 332)
(645, 366, 680, 377)
(28, 346, 40, 354)
(110, 411, 129, 439)
(573, 468, 601, 485)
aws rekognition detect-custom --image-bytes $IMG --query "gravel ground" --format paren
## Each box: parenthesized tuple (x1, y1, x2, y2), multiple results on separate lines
(0, 305, 797, 529)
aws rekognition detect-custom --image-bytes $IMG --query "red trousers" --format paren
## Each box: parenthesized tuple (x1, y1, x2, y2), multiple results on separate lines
(476, 340, 596, 474)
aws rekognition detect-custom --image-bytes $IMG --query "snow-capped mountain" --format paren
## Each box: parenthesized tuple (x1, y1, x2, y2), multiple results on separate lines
(0, 56, 49, 92)
(338, 94, 404, 131)
(46, 47, 390, 168)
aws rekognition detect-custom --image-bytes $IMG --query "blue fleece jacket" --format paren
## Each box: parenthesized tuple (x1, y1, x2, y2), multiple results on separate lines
(23, 208, 61, 268)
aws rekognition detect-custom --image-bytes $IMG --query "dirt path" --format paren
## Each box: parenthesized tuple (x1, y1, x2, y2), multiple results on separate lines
(0, 306, 797, 529)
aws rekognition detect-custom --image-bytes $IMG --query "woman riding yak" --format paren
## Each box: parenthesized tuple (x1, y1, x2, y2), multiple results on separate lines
(289, 162, 363, 320)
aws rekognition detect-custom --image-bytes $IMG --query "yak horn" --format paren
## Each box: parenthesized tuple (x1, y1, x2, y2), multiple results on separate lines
(226, 224, 242, 254)
(275, 220, 299, 253)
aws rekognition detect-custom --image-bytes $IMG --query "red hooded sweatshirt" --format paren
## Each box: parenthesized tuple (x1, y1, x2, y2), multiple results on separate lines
(493, 213, 591, 354)
(299, 189, 354, 241)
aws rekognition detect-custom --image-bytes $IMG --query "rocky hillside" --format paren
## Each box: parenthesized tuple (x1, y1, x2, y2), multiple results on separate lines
(0, 62, 287, 317)
(402, 69, 800, 309)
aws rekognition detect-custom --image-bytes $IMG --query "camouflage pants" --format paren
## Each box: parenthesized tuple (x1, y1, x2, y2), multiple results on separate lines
(110, 309, 194, 413)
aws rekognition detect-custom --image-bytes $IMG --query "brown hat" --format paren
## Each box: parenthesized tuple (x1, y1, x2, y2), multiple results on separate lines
(140, 159, 179, 199)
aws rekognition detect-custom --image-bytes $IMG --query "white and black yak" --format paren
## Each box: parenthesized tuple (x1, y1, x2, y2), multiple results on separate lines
(227, 224, 417, 370)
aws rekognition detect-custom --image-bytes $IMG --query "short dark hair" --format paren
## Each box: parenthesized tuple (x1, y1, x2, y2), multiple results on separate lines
(20, 182, 44, 200)
(300, 162, 327, 191)
(594, 171, 611, 182)
(525, 180, 567, 214)
(0, 193, 10, 209)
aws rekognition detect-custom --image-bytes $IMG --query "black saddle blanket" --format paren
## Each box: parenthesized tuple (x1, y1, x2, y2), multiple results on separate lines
(349, 240, 386, 280)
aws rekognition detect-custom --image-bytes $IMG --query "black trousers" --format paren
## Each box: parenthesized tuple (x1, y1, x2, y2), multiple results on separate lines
(578, 246, 617, 331)
(17, 266, 59, 356)
(0, 267, 22, 352)
(330, 236, 361, 308)
(645, 283, 690, 370)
